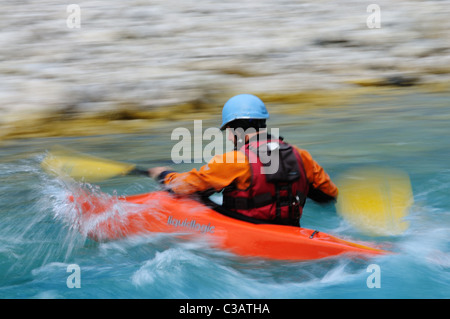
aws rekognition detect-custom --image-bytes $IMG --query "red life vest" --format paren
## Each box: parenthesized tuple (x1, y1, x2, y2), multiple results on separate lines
(222, 136, 309, 226)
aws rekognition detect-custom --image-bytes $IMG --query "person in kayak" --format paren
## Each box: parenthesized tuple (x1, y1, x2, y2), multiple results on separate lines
(148, 94, 338, 226)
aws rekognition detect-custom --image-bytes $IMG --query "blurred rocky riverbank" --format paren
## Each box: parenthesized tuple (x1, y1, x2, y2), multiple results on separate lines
(1, 0, 449, 142)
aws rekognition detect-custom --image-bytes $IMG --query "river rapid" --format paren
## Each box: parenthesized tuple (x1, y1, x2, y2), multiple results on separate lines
(0, 0, 449, 301)
(1, 91, 449, 299)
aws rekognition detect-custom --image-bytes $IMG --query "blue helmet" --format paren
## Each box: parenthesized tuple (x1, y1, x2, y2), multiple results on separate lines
(220, 94, 269, 130)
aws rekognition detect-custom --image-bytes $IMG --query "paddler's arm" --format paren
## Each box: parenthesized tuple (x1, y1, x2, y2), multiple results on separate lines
(149, 151, 251, 195)
(294, 147, 339, 203)
(148, 166, 174, 180)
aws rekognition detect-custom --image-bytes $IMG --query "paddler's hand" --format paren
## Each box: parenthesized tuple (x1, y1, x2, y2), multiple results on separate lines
(148, 166, 173, 179)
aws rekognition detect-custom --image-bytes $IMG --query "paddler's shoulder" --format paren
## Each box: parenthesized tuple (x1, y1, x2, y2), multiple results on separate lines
(209, 150, 249, 165)
(291, 145, 314, 162)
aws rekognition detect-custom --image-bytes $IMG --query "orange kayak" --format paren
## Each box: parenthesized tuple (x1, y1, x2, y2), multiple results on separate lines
(70, 190, 388, 261)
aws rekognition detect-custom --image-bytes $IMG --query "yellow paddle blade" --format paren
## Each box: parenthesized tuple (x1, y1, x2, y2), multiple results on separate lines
(336, 167, 414, 236)
(41, 146, 137, 182)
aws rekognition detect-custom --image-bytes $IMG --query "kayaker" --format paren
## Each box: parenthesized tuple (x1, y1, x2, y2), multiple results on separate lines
(148, 94, 338, 226)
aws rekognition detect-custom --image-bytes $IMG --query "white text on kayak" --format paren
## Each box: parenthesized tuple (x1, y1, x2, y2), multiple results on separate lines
(167, 215, 215, 234)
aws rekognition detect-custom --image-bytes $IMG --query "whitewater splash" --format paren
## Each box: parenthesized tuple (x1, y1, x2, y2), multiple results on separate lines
(1, 148, 449, 298)
(0, 154, 86, 279)
(43, 174, 170, 243)
(0, 153, 163, 265)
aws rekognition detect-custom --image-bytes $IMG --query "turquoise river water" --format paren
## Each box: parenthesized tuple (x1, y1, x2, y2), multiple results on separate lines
(0, 91, 449, 299)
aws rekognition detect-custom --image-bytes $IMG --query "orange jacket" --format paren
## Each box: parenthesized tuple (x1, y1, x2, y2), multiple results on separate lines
(161, 146, 338, 202)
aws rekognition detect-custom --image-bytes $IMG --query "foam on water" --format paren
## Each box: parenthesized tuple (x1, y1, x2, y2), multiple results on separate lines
(1, 89, 450, 298)
(0, 159, 374, 299)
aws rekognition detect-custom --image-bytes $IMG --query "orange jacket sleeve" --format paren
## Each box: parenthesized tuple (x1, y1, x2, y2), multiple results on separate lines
(162, 151, 251, 195)
(294, 147, 339, 201)
(162, 147, 338, 201)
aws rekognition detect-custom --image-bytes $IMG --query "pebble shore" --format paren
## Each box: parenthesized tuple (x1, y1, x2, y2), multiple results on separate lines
(1, 0, 449, 141)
